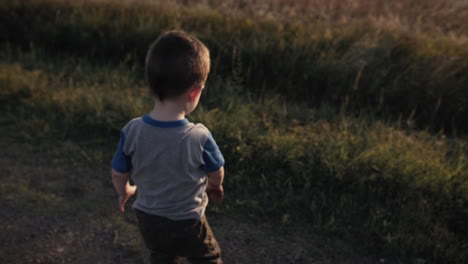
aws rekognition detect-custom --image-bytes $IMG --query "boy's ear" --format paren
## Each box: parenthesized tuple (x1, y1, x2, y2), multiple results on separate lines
(188, 86, 203, 102)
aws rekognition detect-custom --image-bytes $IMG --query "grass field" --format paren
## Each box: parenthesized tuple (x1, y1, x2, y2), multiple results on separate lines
(1, 0, 467, 263)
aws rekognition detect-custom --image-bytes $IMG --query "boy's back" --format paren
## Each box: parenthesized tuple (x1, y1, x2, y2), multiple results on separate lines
(115, 115, 223, 220)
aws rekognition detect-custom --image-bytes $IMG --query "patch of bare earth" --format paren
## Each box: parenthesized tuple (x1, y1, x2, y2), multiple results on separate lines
(0, 123, 387, 264)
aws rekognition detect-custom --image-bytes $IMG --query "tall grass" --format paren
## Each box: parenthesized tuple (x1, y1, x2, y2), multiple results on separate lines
(1, 46, 467, 263)
(1, 0, 468, 263)
(165, 0, 468, 38)
(1, 0, 468, 133)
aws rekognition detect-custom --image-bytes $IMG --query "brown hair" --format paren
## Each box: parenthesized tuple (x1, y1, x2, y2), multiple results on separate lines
(145, 30, 210, 101)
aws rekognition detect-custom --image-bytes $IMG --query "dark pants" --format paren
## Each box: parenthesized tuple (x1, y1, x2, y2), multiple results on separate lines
(135, 209, 222, 264)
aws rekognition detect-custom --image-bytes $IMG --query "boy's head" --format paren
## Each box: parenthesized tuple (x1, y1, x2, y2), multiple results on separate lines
(145, 30, 210, 101)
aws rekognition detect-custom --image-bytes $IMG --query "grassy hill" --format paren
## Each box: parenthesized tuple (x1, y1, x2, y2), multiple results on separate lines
(1, 0, 467, 263)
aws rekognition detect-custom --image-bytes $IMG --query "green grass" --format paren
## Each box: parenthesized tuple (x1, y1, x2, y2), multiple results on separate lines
(1, 0, 468, 263)
(1, 46, 467, 263)
(1, 0, 468, 133)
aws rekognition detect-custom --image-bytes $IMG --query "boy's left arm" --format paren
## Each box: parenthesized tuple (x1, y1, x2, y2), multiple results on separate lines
(111, 169, 137, 212)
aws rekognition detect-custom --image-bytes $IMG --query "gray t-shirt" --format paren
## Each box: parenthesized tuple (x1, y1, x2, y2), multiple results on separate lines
(112, 115, 224, 220)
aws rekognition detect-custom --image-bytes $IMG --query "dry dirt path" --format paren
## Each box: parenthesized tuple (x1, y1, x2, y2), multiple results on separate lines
(0, 122, 386, 264)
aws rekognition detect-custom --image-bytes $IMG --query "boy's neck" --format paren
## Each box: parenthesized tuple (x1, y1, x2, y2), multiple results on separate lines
(149, 98, 187, 121)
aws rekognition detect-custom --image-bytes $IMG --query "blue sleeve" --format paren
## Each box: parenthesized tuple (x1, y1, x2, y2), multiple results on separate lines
(111, 132, 132, 173)
(202, 132, 225, 172)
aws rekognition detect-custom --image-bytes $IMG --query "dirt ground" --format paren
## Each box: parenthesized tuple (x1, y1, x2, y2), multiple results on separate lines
(0, 123, 387, 264)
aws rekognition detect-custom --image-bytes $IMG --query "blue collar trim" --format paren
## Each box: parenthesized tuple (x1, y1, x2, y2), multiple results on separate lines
(143, 115, 189, 128)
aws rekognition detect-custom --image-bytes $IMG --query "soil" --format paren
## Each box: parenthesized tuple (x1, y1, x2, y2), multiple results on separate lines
(0, 123, 387, 264)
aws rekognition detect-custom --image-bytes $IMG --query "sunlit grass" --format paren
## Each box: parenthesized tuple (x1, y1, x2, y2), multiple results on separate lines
(1, 0, 468, 132)
(163, 0, 468, 39)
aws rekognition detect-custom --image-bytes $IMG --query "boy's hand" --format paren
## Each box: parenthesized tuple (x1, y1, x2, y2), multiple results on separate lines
(111, 169, 137, 212)
(206, 183, 224, 203)
(118, 184, 137, 212)
(206, 167, 224, 204)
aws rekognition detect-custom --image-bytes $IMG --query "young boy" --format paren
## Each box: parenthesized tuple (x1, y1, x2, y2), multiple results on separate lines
(111, 30, 225, 264)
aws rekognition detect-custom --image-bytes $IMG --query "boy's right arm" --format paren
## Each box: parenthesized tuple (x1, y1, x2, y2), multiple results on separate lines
(206, 166, 224, 203)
